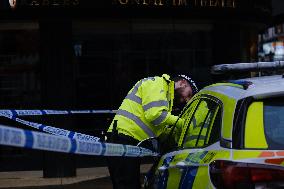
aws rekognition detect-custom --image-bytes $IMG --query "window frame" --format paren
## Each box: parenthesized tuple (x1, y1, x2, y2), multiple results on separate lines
(232, 97, 252, 149)
(177, 94, 223, 150)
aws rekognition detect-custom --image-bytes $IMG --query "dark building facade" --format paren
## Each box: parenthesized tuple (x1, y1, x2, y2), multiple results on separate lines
(0, 0, 272, 176)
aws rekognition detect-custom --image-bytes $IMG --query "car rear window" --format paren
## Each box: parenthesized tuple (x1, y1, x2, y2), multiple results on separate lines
(264, 99, 284, 150)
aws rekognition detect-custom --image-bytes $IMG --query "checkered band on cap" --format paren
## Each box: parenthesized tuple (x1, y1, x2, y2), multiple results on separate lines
(178, 74, 199, 95)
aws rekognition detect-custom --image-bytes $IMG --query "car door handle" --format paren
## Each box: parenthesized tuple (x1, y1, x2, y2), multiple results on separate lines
(158, 165, 180, 172)
(176, 161, 207, 168)
(157, 165, 167, 172)
(175, 161, 187, 169)
(158, 162, 188, 171)
(158, 161, 197, 172)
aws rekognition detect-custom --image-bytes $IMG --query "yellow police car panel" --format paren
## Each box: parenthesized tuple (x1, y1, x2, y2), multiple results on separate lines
(144, 62, 284, 189)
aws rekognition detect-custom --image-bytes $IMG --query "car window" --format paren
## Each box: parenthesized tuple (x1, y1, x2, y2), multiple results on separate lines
(244, 98, 284, 150)
(159, 99, 200, 152)
(180, 99, 200, 119)
(264, 99, 284, 150)
(181, 98, 221, 148)
(175, 99, 200, 147)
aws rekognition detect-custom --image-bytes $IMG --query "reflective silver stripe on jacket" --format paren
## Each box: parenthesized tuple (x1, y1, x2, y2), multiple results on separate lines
(143, 100, 168, 112)
(117, 109, 156, 138)
(125, 77, 155, 104)
(132, 77, 155, 94)
(152, 111, 168, 126)
(125, 94, 142, 104)
(188, 135, 206, 141)
(192, 117, 210, 129)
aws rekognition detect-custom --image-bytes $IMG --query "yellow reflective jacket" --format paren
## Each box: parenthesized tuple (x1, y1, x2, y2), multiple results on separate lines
(108, 74, 183, 141)
(183, 101, 209, 148)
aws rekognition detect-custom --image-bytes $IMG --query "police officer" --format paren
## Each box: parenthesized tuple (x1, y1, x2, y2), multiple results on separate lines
(107, 74, 198, 189)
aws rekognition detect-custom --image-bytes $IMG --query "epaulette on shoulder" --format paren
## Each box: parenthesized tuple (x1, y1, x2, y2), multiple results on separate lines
(162, 74, 171, 82)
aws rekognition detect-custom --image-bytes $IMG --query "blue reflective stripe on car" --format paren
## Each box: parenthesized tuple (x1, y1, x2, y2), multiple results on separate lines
(179, 167, 198, 189)
(157, 156, 174, 189)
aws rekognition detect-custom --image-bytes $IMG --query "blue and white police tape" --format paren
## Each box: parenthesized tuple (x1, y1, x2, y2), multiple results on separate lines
(0, 124, 158, 157)
(0, 114, 101, 142)
(0, 109, 117, 142)
(0, 109, 117, 117)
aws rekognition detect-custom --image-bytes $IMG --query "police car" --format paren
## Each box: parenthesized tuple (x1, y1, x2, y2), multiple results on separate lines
(144, 62, 284, 189)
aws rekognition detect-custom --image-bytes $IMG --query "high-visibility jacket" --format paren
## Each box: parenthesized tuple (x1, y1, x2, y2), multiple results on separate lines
(183, 101, 209, 148)
(108, 74, 183, 141)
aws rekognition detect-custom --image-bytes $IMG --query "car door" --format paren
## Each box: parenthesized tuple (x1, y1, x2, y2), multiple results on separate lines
(155, 96, 222, 189)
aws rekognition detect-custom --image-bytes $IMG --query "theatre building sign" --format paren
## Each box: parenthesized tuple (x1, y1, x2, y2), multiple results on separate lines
(7, 0, 270, 14)
(25, 0, 237, 7)
(114, 0, 237, 8)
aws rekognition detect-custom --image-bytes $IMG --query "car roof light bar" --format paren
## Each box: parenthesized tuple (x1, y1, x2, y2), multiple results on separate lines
(227, 80, 253, 90)
(211, 61, 284, 75)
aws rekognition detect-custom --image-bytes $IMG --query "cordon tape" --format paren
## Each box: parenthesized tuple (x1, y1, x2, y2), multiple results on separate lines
(0, 109, 159, 157)
(0, 109, 118, 142)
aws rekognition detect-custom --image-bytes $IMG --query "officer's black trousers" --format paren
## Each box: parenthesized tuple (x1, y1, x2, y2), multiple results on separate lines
(107, 134, 141, 189)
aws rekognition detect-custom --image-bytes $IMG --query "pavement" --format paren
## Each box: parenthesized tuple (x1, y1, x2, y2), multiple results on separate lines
(0, 164, 152, 189)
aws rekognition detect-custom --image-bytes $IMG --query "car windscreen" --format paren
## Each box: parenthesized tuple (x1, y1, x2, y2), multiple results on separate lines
(264, 98, 284, 150)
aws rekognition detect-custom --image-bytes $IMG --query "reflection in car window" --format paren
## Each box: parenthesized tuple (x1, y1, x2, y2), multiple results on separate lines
(180, 99, 200, 120)
(159, 99, 199, 152)
(176, 99, 200, 145)
(264, 99, 284, 150)
(182, 99, 221, 148)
